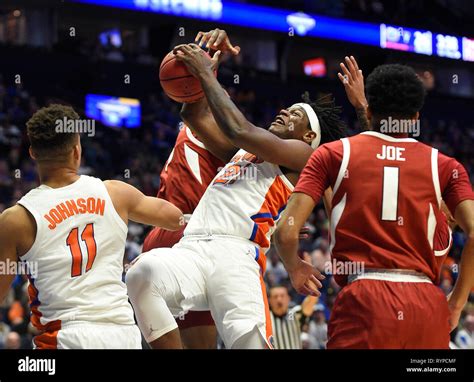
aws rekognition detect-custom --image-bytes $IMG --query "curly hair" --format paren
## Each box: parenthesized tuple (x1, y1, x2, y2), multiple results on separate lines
(301, 92, 347, 145)
(26, 104, 80, 159)
(365, 64, 425, 120)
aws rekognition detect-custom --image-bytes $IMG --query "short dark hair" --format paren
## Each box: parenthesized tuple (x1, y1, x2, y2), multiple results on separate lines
(26, 104, 80, 159)
(365, 64, 425, 119)
(301, 92, 347, 145)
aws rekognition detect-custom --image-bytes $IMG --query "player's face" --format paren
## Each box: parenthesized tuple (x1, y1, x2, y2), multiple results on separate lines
(269, 105, 309, 140)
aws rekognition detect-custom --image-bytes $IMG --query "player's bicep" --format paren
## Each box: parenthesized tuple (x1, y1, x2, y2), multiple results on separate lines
(110, 181, 183, 229)
(0, 211, 20, 302)
(454, 200, 474, 236)
(276, 192, 317, 240)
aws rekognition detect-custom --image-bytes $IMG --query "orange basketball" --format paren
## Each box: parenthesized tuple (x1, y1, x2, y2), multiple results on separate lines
(159, 50, 214, 103)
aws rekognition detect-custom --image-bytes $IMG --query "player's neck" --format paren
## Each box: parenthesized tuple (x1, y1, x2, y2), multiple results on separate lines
(371, 125, 410, 139)
(38, 164, 80, 189)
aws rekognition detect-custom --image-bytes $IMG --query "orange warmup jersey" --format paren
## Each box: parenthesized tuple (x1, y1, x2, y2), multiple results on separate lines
(143, 125, 224, 250)
(295, 131, 473, 286)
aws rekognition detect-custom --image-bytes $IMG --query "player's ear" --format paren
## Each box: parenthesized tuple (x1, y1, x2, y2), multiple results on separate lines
(303, 130, 316, 146)
(72, 143, 81, 162)
(28, 146, 36, 160)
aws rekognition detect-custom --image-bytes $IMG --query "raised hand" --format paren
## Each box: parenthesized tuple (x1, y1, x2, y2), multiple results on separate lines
(338, 56, 367, 109)
(195, 28, 241, 56)
(338, 55, 370, 131)
(173, 44, 221, 79)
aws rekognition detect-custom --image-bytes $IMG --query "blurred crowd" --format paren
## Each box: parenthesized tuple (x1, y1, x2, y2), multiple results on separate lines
(0, 67, 473, 349)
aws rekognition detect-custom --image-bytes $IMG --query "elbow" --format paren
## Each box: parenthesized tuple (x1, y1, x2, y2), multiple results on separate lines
(274, 224, 299, 252)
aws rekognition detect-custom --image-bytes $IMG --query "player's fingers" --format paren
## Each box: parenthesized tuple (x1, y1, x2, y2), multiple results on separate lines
(345, 56, 357, 76)
(211, 50, 222, 65)
(231, 45, 241, 55)
(304, 281, 321, 297)
(213, 30, 227, 47)
(350, 55, 359, 70)
(339, 62, 353, 83)
(174, 44, 193, 55)
(299, 284, 316, 296)
(310, 274, 323, 289)
(198, 31, 211, 47)
(188, 43, 201, 51)
(172, 44, 187, 54)
(312, 268, 326, 281)
(195, 31, 204, 43)
(337, 72, 349, 86)
(207, 29, 220, 48)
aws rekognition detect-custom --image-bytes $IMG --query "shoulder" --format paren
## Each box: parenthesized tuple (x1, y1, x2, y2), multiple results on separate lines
(0, 205, 35, 238)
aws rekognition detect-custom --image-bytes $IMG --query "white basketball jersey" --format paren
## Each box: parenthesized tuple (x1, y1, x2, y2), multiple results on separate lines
(17, 175, 134, 330)
(184, 149, 294, 252)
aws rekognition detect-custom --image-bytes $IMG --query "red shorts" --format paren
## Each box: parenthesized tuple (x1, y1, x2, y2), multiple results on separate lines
(143, 226, 185, 252)
(142, 226, 215, 330)
(327, 279, 450, 349)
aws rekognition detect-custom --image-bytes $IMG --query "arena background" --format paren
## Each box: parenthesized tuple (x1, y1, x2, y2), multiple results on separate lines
(0, 0, 473, 349)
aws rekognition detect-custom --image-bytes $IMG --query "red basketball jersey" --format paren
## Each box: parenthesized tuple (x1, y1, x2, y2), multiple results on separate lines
(157, 125, 224, 214)
(143, 125, 224, 251)
(295, 131, 473, 286)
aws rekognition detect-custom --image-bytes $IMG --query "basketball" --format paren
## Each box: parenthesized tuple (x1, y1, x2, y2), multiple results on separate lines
(159, 50, 212, 103)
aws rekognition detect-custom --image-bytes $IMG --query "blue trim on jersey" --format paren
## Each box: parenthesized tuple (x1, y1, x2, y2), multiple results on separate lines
(26, 274, 40, 307)
(251, 212, 273, 220)
(250, 204, 287, 223)
(254, 247, 260, 261)
(249, 223, 258, 241)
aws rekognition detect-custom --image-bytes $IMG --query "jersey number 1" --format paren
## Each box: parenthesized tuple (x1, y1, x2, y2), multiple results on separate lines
(381, 167, 399, 221)
(66, 223, 97, 277)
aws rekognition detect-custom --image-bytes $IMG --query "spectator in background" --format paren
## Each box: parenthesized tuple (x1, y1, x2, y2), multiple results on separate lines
(4, 331, 21, 350)
(308, 304, 328, 349)
(0, 310, 10, 348)
(455, 314, 474, 349)
(265, 250, 288, 286)
(268, 285, 318, 349)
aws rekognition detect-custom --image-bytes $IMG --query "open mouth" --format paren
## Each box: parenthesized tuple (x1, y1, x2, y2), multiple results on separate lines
(271, 116, 286, 126)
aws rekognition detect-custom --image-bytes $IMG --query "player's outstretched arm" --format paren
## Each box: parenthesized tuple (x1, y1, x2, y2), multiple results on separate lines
(448, 199, 474, 330)
(0, 207, 29, 303)
(274, 193, 325, 296)
(180, 29, 240, 163)
(180, 98, 237, 163)
(338, 55, 370, 131)
(174, 44, 314, 172)
(104, 180, 184, 231)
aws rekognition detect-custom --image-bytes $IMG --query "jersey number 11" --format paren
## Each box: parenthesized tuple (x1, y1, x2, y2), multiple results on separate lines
(66, 223, 97, 277)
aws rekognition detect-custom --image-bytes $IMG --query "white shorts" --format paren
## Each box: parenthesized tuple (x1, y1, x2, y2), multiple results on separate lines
(33, 322, 142, 349)
(135, 236, 272, 349)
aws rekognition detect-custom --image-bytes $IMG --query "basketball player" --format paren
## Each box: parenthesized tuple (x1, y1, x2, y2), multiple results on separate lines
(141, 29, 241, 349)
(125, 40, 347, 349)
(0, 105, 183, 349)
(274, 63, 474, 348)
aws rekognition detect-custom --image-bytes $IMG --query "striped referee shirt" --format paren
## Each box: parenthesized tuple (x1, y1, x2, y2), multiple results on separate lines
(270, 305, 307, 349)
